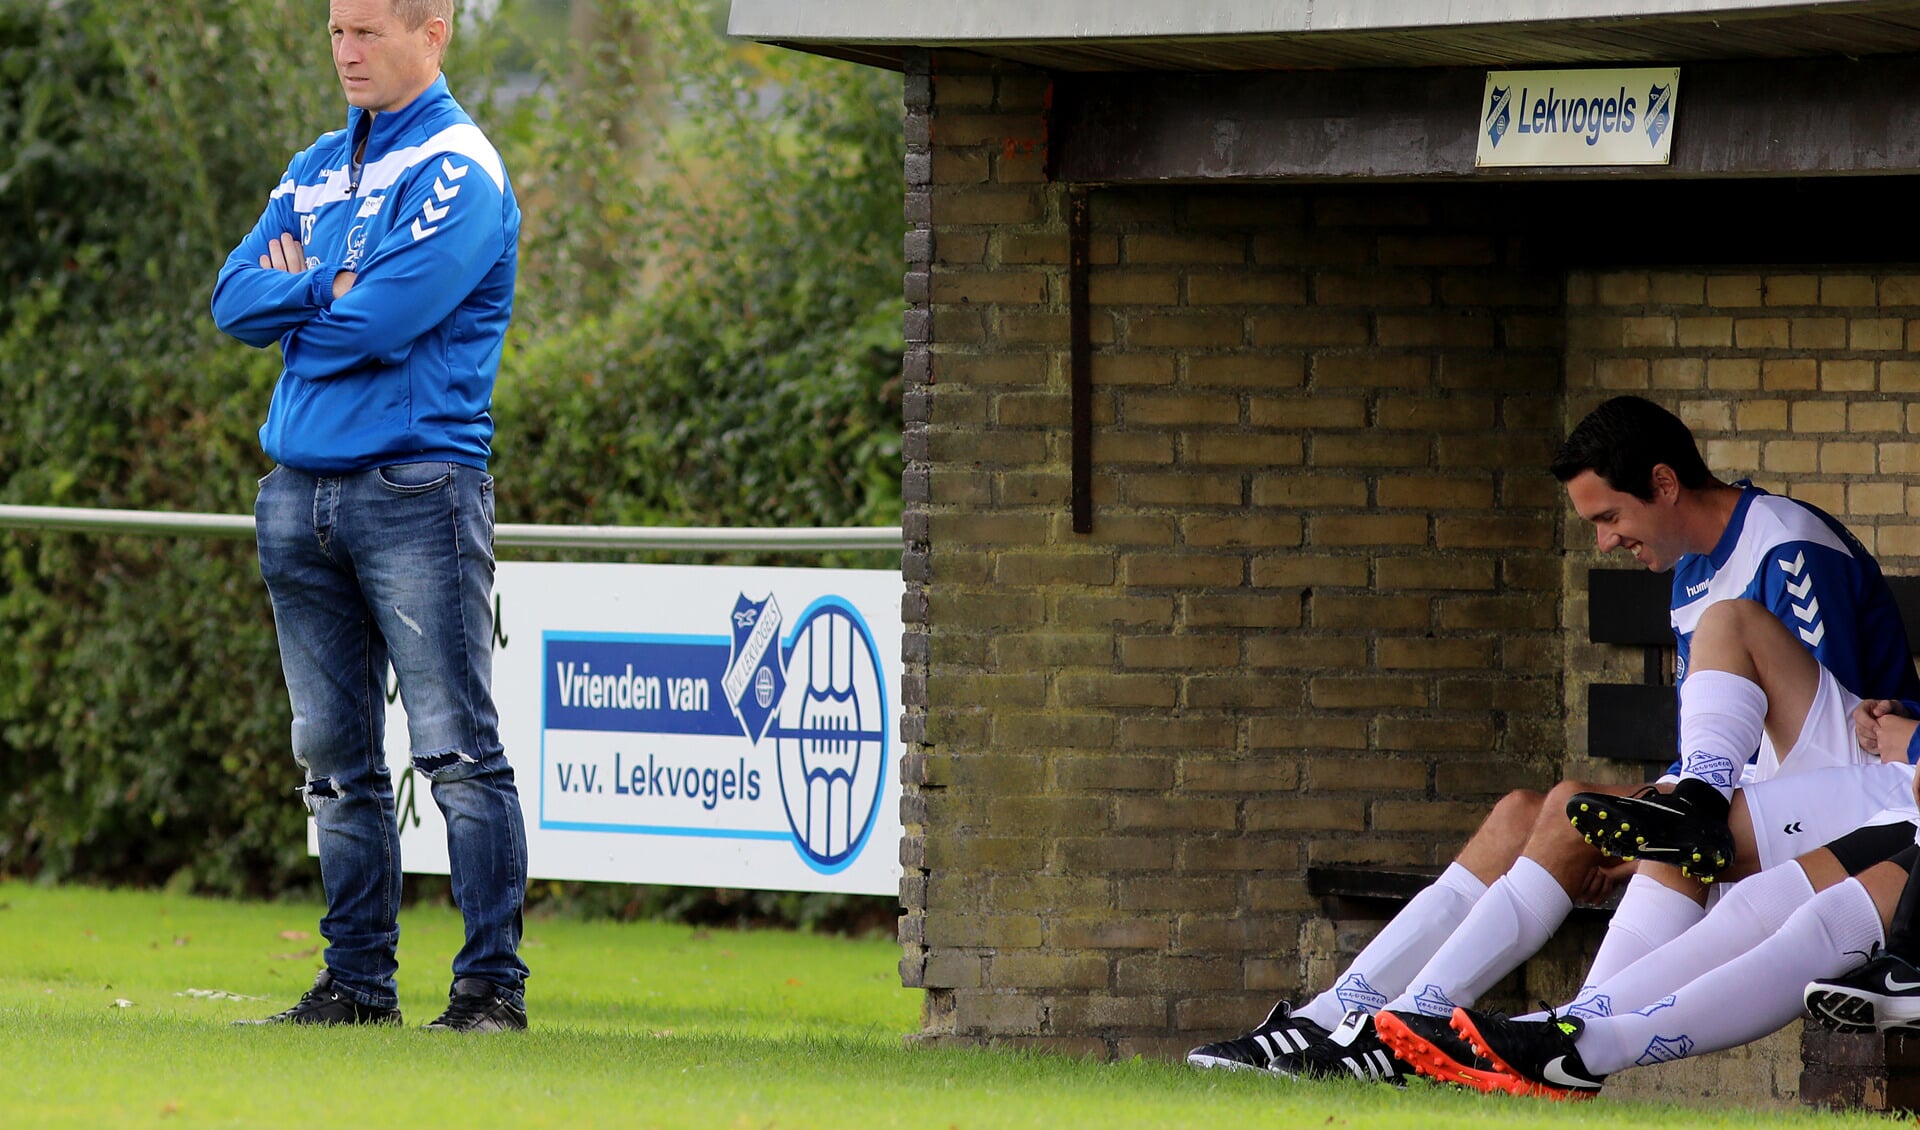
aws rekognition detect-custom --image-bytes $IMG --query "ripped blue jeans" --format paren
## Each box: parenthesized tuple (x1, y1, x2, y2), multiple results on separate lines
(256, 461, 527, 1010)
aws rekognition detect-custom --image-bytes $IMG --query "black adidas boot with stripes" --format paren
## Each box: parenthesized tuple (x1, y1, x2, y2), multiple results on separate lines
(1289, 1010, 1409, 1085)
(1185, 1000, 1331, 1072)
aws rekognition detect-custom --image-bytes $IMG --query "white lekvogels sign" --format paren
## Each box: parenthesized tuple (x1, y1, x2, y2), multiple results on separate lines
(311, 561, 905, 896)
(1477, 68, 1678, 167)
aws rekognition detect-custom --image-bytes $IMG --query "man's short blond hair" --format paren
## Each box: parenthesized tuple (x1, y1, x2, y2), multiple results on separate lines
(391, 0, 454, 33)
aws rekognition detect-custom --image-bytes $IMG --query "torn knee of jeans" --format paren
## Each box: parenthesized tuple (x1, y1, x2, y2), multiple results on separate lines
(302, 776, 341, 810)
(412, 748, 480, 778)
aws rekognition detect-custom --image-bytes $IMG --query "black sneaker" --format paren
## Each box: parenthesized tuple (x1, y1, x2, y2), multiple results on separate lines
(423, 977, 528, 1032)
(1186, 1000, 1330, 1072)
(1451, 1006, 1606, 1101)
(1373, 1008, 1511, 1094)
(1290, 1010, 1408, 1085)
(1566, 781, 1734, 882)
(1805, 948, 1920, 1034)
(233, 970, 402, 1027)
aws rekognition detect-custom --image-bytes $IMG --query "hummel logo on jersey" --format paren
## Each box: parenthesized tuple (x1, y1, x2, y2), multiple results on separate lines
(1784, 822, 1804, 835)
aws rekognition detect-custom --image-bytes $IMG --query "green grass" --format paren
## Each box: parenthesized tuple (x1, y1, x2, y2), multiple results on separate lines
(0, 882, 1900, 1128)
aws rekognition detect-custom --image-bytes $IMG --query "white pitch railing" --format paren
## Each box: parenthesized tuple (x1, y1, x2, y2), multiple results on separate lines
(0, 504, 902, 552)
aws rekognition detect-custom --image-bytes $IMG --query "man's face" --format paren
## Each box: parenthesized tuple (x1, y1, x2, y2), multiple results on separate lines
(329, 0, 443, 114)
(1564, 468, 1685, 571)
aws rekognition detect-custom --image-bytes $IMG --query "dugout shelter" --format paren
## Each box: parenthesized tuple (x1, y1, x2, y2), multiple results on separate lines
(731, 0, 1920, 1107)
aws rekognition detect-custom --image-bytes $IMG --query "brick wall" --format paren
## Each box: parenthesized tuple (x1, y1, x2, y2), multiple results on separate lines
(904, 49, 1575, 1058)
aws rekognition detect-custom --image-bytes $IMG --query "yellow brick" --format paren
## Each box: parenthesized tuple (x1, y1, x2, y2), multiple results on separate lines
(1376, 476, 1494, 509)
(1735, 400, 1788, 431)
(1593, 358, 1650, 389)
(1884, 361, 1920, 392)
(1126, 233, 1248, 264)
(1851, 481, 1906, 515)
(1180, 515, 1304, 547)
(1094, 354, 1176, 386)
(1247, 396, 1366, 428)
(1312, 594, 1430, 630)
(1312, 434, 1428, 467)
(1649, 272, 1706, 305)
(1127, 312, 1243, 348)
(1705, 358, 1760, 389)
(1187, 433, 1305, 466)
(1250, 473, 1367, 507)
(1122, 395, 1240, 426)
(1311, 355, 1430, 388)
(1186, 273, 1307, 305)
(1309, 514, 1428, 547)
(1127, 473, 1243, 507)
(1676, 398, 1731, 433)
(1822, 275, 1877, 306)
(1190, 354, 1305, 388)
(1821, 359, 1875, 391)
(1789, 317, 1847, 349)
(1314, 272, 1433, 305)
(1883, 276, 1920, 306)
(1762, 440, 1819, 473)
(1251, 555, 1370, 587)
(1707, 275, 1764, 307)
(1595, 271, 1650, 305)
(1791, 401, 1848, 433)
(1702, 438, 1760, 472)
(1650, 358, 1705, 389)
(1735, 318, 1790, 348)
(1852, 401, 1903, 433)
(1851, 318, 1905, 350)
(1761, 358, 1817, 390)
(1122, 555, 1243, 587)
(1676, 316, 1733, 347)
(1876, 524, 1920, 557)
(1374, 397, 1496, 431)
(1089, 273, 1180, 305)
(1763, 274, 1819, 305)
(1821, 442, 1877, 475)
(1251, 311, 1370, 347)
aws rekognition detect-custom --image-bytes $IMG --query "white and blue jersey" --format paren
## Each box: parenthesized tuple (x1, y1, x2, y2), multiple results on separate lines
(1665, 484, 1920, 774)
(212, 76, 518, 474)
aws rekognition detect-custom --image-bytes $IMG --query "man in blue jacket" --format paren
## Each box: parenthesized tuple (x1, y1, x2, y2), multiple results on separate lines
(212, 0, 526, 1031)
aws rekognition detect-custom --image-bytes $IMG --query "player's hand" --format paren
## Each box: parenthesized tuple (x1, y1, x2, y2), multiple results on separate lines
(333, 270, 357, 299)
(1873, 711, 1920, 767)
(1854, 699, 1900, 755)
(1576, 859, 1638, 906)
(258, 232, 307, 274)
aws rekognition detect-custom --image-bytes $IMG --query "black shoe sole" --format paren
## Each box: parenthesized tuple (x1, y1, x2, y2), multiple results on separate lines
(1566, 792, 1732, 881)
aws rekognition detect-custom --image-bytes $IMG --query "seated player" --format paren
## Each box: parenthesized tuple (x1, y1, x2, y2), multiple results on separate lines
(1188, 396, 1920, 1080)
(1381, 703, 1920, 1100)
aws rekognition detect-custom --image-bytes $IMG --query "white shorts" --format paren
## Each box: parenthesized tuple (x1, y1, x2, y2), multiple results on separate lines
(1753, 660, 1865, 780)
(1743, 761, 1919, 871)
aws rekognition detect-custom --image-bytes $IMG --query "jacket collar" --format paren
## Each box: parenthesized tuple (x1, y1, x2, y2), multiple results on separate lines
(342, 73, 452, 156)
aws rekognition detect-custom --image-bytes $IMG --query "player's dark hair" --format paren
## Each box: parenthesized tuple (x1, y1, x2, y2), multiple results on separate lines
(1550, 395, 1712, 499)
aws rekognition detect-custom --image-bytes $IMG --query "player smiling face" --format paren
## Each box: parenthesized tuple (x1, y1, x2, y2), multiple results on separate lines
(1564, 466, 1688, 572)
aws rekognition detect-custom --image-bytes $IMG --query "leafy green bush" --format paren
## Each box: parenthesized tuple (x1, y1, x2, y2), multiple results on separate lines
(0, 0, 904, 912)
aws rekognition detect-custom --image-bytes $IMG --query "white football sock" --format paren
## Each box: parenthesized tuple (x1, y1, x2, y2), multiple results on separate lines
(1383, 856, 1571, 1017)
(1562, 862, 1812, 1019)
(1296, 862, 1488, 1029)
(1676, 669, 1767, 801)
(1575, 876, 1883, 1076)
(1575, 873, 1711, 996)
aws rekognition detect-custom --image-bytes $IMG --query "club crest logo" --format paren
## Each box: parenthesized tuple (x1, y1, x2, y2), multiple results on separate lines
(1679, 752, 1736, 789)
(723, 593, 786, 744)
(1484, 85, 1511, 148)
(1645, 83, 1673, 146)
(1412, 985, 1460, 1018)
(1333, 973, 1387, 1014)
(1567, 992, 1613, 1021)
(1635, 1032, 1693, 1066)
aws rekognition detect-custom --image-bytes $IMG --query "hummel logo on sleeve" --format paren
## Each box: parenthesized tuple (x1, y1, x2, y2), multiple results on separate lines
(412, 159, 471, 241)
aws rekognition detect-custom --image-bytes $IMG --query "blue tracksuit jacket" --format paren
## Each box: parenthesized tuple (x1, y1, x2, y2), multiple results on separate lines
(211, 76, 519, 473)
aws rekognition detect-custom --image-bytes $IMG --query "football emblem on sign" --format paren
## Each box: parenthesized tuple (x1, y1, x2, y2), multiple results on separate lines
(772, 599, 888, 871)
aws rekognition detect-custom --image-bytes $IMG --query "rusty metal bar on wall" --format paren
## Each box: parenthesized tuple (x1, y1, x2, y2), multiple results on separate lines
(1068, 185, 1092, 535)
